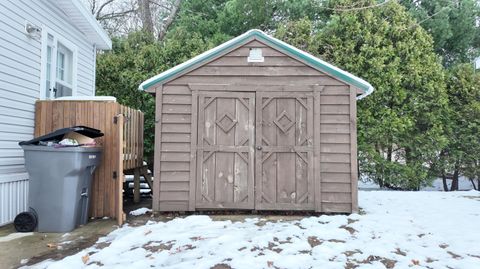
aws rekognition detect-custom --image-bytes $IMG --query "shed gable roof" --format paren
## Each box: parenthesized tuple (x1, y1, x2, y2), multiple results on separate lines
(139, 29, 373, 99)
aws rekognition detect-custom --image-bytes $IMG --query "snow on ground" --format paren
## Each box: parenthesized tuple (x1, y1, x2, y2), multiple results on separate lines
(358, 177, 476, 191)
(27, 191, 480, 269)
(129, 207, 152, 216)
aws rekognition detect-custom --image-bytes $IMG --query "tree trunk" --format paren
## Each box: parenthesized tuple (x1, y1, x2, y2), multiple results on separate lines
(470, 178, 479, 190)
(157, 0, 181, 41)
(450, 166, 459, 191)
(139, 0, 154, 35)
(387, 145, 392, 162)
(442, 172, 449, 192)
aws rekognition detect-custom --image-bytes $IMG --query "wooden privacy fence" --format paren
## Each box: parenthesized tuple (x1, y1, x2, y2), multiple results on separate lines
(120, 106, 144, 171)
(34, 100, 144, 224)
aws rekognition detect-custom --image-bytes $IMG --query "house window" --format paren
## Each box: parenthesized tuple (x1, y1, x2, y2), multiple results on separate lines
(55, 43, 74, 97)
(41, 29, 77, 99)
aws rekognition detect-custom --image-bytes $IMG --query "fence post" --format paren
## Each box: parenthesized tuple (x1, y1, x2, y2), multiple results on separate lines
(115, 114, 125, 225)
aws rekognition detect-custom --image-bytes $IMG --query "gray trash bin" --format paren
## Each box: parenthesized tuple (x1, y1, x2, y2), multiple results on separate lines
(21, 145, 102, 232)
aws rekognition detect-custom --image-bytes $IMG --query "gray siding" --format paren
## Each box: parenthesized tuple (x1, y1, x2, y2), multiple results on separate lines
(0, 0, 96, 177)
(0, 0, 98, 224)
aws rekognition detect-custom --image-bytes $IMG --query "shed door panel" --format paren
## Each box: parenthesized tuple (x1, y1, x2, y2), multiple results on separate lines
(196, 92, 255, 209)
(255, 92, 315, 210)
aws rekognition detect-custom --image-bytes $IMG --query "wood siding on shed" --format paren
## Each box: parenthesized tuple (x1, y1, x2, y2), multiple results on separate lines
(319, 86, 353, 212)
(156, 86, 192, 211)
(154, 39, 357, 213)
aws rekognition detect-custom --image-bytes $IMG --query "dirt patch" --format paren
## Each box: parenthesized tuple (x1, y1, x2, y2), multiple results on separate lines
(267, 242, 283, 253)
(190, 236, 207, 241)
(393, 248, 407, 256)
(307, 236, 322, 248)
(143, 240, 174, 252)
(273, 237, 292, 244)
(380, 258, 397, 268)
(294, 223, 307, 230)
(24, 234, 102, 266)
(343, 249, 362, 257)
(446, 251, 463, 259)
(254, 220, 275, 227)
(94, 241, 111, 250)
(347, 218, 358, 224)
(211, 263, 232, 269)
(355, 255, 397, 269)
(439, 243, 449, 249)
(328, 239, 346, 243)
(88, 261, 104, 266)
(340, 225, 357, 235)
(345, 261, 359, 269)
(250, 246, 261, 252)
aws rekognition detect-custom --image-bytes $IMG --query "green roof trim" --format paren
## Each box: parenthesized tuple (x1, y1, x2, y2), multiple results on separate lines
(139, 29, 374, 99)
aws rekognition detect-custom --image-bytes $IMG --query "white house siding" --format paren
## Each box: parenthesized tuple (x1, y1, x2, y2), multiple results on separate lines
(0, 0, 97, 225)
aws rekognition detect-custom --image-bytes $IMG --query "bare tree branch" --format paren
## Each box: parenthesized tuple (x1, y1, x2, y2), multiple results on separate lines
(97, 9, 137, 21)
(408, 5, 452, 29)
(82, 0, 182, 38)
(91, 0, 96, 14)
(157, 0, 181, 41)
(96, 0, 116, 19)
(149, 1, 171, 10)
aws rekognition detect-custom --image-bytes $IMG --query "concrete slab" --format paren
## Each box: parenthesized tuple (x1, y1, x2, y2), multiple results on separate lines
(0, 219, 117, 269)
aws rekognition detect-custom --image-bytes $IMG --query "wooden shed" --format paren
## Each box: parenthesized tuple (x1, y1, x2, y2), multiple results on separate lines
(139, 29, 373, 213)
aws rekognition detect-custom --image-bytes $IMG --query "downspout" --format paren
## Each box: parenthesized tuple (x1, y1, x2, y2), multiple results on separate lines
(92, 44, 97, 95)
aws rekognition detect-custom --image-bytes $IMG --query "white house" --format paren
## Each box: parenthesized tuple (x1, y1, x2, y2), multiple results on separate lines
(0, 0, 111, 225)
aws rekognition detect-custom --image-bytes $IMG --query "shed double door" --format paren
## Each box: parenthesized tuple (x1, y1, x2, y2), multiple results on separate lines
(196, 91, 315, 210)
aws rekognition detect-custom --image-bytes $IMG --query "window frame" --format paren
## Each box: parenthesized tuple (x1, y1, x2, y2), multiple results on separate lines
(39, 27, 78, 99)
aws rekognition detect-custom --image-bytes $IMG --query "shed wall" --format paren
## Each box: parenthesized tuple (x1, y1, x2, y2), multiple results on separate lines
(154, 40, 357, 212)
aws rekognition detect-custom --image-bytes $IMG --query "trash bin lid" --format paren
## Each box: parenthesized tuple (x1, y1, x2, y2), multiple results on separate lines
(19, 126, 104, 146)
